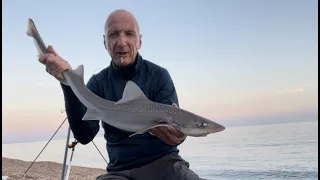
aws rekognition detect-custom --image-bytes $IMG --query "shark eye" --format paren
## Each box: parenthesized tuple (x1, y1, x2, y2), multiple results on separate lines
(195, 122, 208, 128)
(201, 122, 207, 127)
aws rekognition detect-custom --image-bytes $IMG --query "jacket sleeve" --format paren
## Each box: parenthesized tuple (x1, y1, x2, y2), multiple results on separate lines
(154, 69, 179, 107)
(60, 75, 101, 145)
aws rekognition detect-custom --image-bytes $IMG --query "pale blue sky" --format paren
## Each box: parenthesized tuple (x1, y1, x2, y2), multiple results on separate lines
(2, 0, 318, 143)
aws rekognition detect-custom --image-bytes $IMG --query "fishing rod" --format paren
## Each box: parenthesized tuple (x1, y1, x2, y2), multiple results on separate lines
(64, 139, 78, 180)
(63, 138, 108, 180)
(60, 125, 71, 180)
(23, 109, 108, 180)
(23, 116, 68, 176)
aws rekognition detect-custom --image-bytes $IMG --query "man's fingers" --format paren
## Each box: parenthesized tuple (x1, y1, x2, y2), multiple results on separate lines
(38, 45, 58, 65)
(151, 127, 176, 145)
(38, 54, 48, 64)
(45, 55, 58, 72)
(45, 61, 56, 73)
(150, 128, 170, 142)
(38, 53, 56, 65)
(149, 127, 160, 136)
(52, 67, 65, 80)
(47, 45, 59, 56)
(158, 127, 181, 145)
(172, 103, 178, 108)
(47, 63, 59, 75)
(150, 127, 184, 145)
(166, 126, 185, 138)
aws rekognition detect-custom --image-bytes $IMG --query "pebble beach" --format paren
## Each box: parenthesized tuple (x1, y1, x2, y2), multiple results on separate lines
(2, 157, 107, 180)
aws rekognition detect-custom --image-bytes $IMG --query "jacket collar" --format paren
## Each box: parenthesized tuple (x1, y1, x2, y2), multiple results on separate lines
(109, 52, 143, 81)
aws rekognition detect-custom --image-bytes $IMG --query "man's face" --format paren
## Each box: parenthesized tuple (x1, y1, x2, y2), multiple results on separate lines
(104, 12, 141, 67)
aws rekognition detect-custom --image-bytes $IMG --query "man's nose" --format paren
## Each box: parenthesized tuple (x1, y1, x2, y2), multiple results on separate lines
(117, 34, 127, 46)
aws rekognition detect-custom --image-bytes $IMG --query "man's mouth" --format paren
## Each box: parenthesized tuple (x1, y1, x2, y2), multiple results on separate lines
(116, 52, 128, 56)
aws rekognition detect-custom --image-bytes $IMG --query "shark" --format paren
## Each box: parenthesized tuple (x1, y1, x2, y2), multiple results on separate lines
(26, 18, 226, 137)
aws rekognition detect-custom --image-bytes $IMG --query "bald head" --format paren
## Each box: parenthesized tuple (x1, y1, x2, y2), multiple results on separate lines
(103, 9, 142, 67)
(105, 9, 140, 34)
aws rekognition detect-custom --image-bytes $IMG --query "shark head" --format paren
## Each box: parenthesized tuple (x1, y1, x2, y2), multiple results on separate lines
(171, 110, 226, 137)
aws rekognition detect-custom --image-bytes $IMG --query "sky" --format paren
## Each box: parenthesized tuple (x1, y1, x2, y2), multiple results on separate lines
(2, 0, 318, 143)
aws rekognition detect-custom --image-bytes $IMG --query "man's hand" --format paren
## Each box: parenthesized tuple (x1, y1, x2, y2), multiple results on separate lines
(38, 45, 72, 81)
(149, 103, 186, 146)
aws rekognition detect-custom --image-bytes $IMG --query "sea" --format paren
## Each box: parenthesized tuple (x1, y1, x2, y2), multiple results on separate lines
(2, 121, 318, 180)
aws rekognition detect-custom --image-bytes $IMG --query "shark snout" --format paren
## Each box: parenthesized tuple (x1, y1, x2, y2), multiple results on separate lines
(211, 123, 226, 133)
(217, 125, 225, 132)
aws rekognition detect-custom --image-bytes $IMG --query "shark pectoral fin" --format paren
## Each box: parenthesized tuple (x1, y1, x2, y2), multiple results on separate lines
(115, 81, 150, 105)
(61, 65, 84, 86)
(128, 124, 174, 137)
(82, 109, 99, 121)
(72, 65, 84, 79)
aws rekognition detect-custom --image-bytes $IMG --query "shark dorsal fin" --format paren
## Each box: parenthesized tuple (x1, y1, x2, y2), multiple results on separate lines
(115, 81, 149, 104)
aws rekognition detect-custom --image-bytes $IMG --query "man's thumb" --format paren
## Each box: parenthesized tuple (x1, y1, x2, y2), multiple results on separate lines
(47, 45, 59, 56)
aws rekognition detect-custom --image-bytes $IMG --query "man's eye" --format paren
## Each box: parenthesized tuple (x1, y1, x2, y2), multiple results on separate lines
(109, 33, 116, 37)
(126, 32, 135, 36)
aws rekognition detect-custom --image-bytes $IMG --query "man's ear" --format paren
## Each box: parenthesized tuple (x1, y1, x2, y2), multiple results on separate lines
(103, 34, 107, 50)
(138, 34, 142, 49)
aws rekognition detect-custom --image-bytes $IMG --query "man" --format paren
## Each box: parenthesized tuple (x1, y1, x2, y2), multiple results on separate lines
(38, 9, 203, 180)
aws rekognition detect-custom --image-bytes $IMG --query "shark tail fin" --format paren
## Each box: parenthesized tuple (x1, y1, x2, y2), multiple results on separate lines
(27, 18, 47, 55)
(26, 18, 34, 37)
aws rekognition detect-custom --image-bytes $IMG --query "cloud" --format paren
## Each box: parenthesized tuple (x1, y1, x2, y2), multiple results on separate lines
(2, 104, 18, 111)
(35, 82, 55, 87)
(274, 85, 317, 95)
(275, 88, 303, 94)
(294, 88, 304, 92)
(35, 82, 46, 86)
